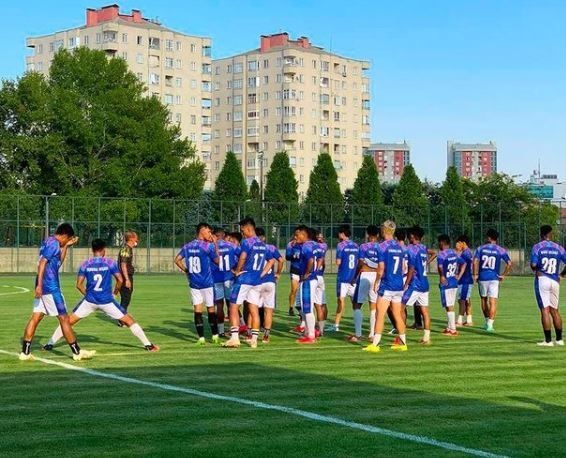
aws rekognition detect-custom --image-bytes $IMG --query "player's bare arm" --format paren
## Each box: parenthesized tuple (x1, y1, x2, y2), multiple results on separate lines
(35, 258, 48, 298)
(373, 262, 384, 292)
(174, 254, 188, 273)
(303, 258, 314, 282)
(113, 272, 124, 295)
(500, 260, 512, 282)
(438, 264, 447, 286)
(76, 275, 87, 296)
(233, 251, 247, 276)
(473, 258, 479, 282)
(457, 262, 466, 282)
(260, 258, 276, 278)
(275, 257, 285, 281)
(405, 266, 415, 290)
(60, 236, 78, 264)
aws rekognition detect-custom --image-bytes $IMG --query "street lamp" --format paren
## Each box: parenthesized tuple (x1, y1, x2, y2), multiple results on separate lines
(257, 150, 265, 202)
(45, 193, 57, 238)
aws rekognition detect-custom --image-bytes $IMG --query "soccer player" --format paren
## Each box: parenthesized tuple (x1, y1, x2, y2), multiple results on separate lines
(364, 220, 408, 353)
(175, 223, 220, 345)
(456, 235, 474, 326)
(473, 229, 512, 332)
(313, 231, 328, 336)
(256, 227, 283, 343)
(117, 230, 138, 327)
(437, 234, 466, 336)
(388, 228, 409, 334)
(349, 225, 380, 342)
(44, 239, 159, 352)
(211, 227, 238, 337)
(530, 225, 566, 346)
(402, 226, 432, 345)
(286, 233, 302, 317)
(295, 225, 318, 344)
(224, 217, 269, 348)
(333, 225, 359, 332)
(19, 223, 95, 361)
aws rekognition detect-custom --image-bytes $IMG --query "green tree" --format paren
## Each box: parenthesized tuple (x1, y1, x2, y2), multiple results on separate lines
(0, 47, 205, 198)
(213, 151, 247, 224)
(349, 155, 383, 224)
(440, 166, 470, 233)
(249, 179, 260, 201)
(303, 153, 343, 224)
(263, 152, 299, 224)
(392, 164, 428, 226)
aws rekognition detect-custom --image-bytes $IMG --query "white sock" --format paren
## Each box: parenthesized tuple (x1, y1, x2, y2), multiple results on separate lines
(218, 322, 225, 335)
(398, 333, 407, 345)
(372, 333, 382, 346)
(353, 309, 363, 337)
(305, 312, 316, 338)
(369, 309, 376, 337)
(300, 319, 306, 329)
(130, 323, 151, 346)
(467, 315, 473, 324)
(457, 315, 464, 325)
(423, 329, 431, 341)
(239, 316, 245, 326)
(447, 311, 456, 331)
(48, 326, 64, 346)
(487, 318, 494, 328)
(317, 320, 325, 333)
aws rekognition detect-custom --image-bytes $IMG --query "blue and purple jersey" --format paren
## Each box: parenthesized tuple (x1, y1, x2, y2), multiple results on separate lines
(474, 243, 511, 281)
(531, 240, 566, 282)
(406, 243, 429, 293)
(298, 240, 318, 282)
(237, 236, 267, 286)
(438, 248, 464, 289)
(337, 240, 359, 283)
(313, 242, 328, 276)
(377, 239, 405, 292)
(359, 241, 380, 269)
(263, 244, 282, 283)
(286, 242, 302, 275)
(78, 257, 120, 304)
(458, 248, 474, 285)
(212, 239, 238, 283)
(178, 239, 218, 289)
(37, 236, 62, 294)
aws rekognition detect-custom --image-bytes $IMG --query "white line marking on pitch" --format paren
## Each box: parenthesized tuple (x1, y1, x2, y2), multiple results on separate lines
(0, 286, 30, 296)
(0, 349, 507, 457)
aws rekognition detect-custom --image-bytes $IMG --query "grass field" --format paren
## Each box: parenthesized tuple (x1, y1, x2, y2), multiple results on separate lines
(1, 273, 565, 457)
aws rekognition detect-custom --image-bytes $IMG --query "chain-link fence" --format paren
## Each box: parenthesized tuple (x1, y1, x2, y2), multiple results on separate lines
(0, 194, 564, 274)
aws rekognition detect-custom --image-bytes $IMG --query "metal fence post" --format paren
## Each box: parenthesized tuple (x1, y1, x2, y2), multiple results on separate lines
(147, 198, 152, 273)
(16, 196, 20, 273)
(97, 197, 101, 238)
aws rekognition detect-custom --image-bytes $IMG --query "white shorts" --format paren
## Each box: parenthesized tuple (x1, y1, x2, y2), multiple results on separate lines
(479, 280, 499, 299)
(290, 273, 300, 283)
(354, 271, 377, 304)
(314, 276, 326, 305)
(535, 276, 560, 310)
(379, 290, 403, 304)
(214, 280, 233, 301)
(337, 282, 355, 299)
(404, 291, 429, 307)
(258, 282, 276, 309)
(190, 287, 214, 308)
(73, 299, 126, 320)
(441, 288, 458, 308)
(458, 284, 472, 301)
(33, 293, 67, 317)
(230, 283, 261, 306)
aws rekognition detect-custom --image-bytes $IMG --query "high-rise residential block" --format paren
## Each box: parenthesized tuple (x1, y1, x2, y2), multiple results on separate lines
(365, 141, 410, 184)
(447, 141, 497, 180)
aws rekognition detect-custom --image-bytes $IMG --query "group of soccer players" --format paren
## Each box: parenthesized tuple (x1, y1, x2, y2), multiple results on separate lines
(19, 218, 565, 361)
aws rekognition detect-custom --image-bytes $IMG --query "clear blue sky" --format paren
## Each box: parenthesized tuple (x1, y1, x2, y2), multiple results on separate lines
(2, 0, 565, 182)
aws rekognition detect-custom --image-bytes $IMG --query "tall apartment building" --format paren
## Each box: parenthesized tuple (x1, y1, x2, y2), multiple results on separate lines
(447, 141, 497, 180)
(25, 4, 214, 187)
(211, 33, 371, 195)
(365, 141, 410, 184)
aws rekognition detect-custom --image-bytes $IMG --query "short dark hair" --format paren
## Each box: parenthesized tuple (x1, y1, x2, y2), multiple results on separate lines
(456, 234, 471, 246)
(366, 224, 379, 237)
(438, 234, 451, 245)
(307, 227, 317, 241)
(196, 222, 212, 234)
(230, 231, 242, 243)
(213, 227, 226, 235)
(91, 238, 106, 252)
(256, 227, 266, 237)
(540, 225, 553, 238)
(239, 216, 256, 228)
(394, 228, 406, 242)
(338, 224, 351, 238)
(486, 228, 499, 241)
(408, 226, 425, 240)
(295, 224, 309, 235)
(55, 223, 75, 237)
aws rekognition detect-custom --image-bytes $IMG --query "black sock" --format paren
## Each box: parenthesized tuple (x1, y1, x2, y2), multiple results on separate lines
(556, 328, 563, 341)
(207, 311, 218, 336)
(69, 341, 81, 355)
(194, 312, 204, 338)
(544, 329, 552, 343)
(22, 340, 32, 355)
(264, 328, 271, 337)
(259, 308, 265, 328)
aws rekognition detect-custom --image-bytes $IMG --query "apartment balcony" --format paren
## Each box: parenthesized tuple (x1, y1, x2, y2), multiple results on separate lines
(282, 133, 297, 141)
(201, 116, 212, 127)
(101, 23, 119, 33)
(102, 41, 119, 52)
(26, 38, 36, 49)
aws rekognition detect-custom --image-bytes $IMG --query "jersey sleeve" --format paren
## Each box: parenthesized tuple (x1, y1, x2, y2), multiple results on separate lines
(501, 248, 511, 263)
(473, 248, 481, 260)
(77, 262, 86, 277)
(407, 248, 417, 269)
(110, 260, 120, 275)
(177, 247, 185, 260)
(457, 255, 465, 266)
(41, 240, 59, 261)
(208, 243, 219, 262)
(530, 246, 539, 266)
(336, 243, 343, 259)
(272, 248, 282, 260)
(561, 247, 566, 264)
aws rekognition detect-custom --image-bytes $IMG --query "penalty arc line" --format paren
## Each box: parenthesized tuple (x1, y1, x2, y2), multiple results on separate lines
(0, 349, 507, 458)
(0, 286, 30, 297)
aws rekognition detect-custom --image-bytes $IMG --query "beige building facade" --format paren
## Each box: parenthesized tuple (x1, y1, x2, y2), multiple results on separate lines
(211, 33, 371, 195)
(25, 4, 214, 187)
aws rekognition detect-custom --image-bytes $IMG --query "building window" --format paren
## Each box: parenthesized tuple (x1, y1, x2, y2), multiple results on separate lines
(248, 60, 257, 71)
(175, 77, 182, 87)
(234, 62, 243, 73)
(122, 33, 128, 43)
(165, 57, 174, 69)
(166, 39, 174, 51)
(233, 95, 242, 106)
(176, 41, 182, 51)
(136, 53, 144, 64)
(83, 36, 89, 46)
(137, 36, 143, 45)
(191, 43, 196, 53)
(96, 33, 101, 44)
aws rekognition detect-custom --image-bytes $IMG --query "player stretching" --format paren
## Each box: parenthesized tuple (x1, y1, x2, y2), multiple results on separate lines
(473, 229, 512, 332)
(313, 231, 328, 336)
(294, 226, 318, 344)
(224, 217, 268, 349)
(286, 234, 302, 317)
(175, 223, 220, 345)
(456, 235, 474, 326)
(531, 225, 565, 347)
(212, 227, 237, 337)
(403, 226, 432, 345)
(437, 234, 466, 336)
(349, 225, 380, 342)
(333, 225, 359, 332)
(19, 223, 94, 361)
(364, 220, 407, 353)
(44, 239, 158, 352)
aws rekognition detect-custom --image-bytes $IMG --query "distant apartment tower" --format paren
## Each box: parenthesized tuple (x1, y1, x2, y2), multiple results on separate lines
(365, 141, 410, 183)
(25, 4, 214, 187)
(447, 141, 497, 180)
(211, 32, 371, 194)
